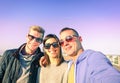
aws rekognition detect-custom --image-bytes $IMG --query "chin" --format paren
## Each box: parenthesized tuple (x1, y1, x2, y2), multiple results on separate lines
(31, 47, 38, 51)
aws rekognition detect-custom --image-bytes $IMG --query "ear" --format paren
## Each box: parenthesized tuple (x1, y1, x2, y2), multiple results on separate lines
(26, 34, 29, 41)
(78, 36, 82, 42)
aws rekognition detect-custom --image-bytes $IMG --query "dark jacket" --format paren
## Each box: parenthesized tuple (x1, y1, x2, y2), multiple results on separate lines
(0, 43, 43, 83)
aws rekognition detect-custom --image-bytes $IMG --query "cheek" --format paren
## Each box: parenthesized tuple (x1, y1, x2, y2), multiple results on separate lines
(26, 38, 29, 43)
(56, 48, 60, 54)
(26, 36, 29, 41)
(62, 46, 66, 51)
(75, 42, 81, 51)
(36, 43, 40, 46)
(26, 38, 32, 44)
(45, 50, 49, 55)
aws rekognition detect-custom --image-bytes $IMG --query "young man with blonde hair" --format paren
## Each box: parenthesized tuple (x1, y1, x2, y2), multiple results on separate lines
(0, 25, 45, 83)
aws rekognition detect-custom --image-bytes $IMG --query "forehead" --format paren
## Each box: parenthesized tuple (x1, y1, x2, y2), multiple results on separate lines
(29, 30, 43, 37)
(45, 38, 57, 43)
(60, 30, 75, 39)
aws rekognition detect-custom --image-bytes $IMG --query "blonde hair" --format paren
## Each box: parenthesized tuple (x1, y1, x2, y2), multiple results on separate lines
(29, 25, 45, 37)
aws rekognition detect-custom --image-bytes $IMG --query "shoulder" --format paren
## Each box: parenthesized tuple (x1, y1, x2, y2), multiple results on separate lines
(59, 61, 68, 69)
(4, 49, 17, 53)
(2, 49, 17, 57)
(61, 61, 68, 66)
(0, 49, 18, 66)
(77, 49, 106, 62)
(81, 49, 106, 59)
(85, 50, 111, 66)
(86, 50, 107, 61)
(1, 49, 18, 61)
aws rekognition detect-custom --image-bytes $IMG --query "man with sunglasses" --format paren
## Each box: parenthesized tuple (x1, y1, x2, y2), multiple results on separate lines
(0, 25, 45, 83)
(59, 27, 120, 83)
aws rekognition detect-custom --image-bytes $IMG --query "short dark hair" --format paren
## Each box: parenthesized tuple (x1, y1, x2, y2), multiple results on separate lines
(60, 27, 79, 36)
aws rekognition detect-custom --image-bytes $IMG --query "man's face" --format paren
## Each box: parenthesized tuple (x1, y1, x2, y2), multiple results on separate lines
(60, 30, 81, 56)
(26, 30, 43, 53)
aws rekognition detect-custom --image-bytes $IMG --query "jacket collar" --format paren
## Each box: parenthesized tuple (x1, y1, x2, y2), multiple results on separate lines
(13, 43, 42, 59)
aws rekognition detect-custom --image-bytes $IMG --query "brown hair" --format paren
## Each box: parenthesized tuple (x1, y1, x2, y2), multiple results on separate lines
(43, 34, 64, 66)
(60, 27, 79, 36)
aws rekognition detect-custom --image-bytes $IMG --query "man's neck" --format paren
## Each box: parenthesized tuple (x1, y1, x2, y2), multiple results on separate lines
(24, 46, 36, 55)
(71, 49, 84, 63)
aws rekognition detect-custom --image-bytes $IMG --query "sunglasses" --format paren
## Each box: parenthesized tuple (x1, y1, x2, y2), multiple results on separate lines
(44, 42, 59, 49)
(28, 34, 43, 43)
(60, 35, 78, 46)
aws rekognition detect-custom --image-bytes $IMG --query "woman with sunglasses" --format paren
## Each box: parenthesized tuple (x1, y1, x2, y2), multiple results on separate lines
(37, 34, 68, 83)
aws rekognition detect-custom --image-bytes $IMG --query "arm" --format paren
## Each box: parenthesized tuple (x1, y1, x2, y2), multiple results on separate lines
(88, 51, 120, 83)
(39, 56, 48, 67)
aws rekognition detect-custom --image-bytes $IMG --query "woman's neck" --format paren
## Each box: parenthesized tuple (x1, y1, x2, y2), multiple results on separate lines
(49, 57, 59, 65)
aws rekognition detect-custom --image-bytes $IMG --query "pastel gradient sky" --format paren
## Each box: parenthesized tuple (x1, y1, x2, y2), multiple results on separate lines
(0, 0, 120, 55)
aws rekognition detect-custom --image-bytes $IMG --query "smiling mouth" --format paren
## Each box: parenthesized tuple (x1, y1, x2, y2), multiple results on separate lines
(49, 50, 57, 53)
(65, 45, 72, 50)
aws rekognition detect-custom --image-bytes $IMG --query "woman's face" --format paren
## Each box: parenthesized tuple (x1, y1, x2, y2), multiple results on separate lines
(44, 38, 60, 59)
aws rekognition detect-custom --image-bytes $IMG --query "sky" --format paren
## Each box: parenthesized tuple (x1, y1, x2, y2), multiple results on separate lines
(0, 0, 120, 55)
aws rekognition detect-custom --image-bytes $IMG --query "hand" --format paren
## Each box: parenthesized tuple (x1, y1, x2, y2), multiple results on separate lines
(39, 56, 48, 67)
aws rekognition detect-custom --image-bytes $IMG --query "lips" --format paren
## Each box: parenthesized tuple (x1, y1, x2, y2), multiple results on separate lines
(49, 49, 57, 54)
(50, 51, 56, 54)
(65, 45, 72, 52)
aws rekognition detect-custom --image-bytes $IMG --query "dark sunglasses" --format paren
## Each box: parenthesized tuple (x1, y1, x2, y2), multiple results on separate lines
(28, 34, 43, 43)
(44, 42, 59, 49)
(60, 35, 78, 46)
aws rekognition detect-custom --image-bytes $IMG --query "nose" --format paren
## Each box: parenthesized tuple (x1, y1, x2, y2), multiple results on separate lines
(63, 40, 69, 46)
(31, 38, 37, 43)
(50, 45, 54, 49)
